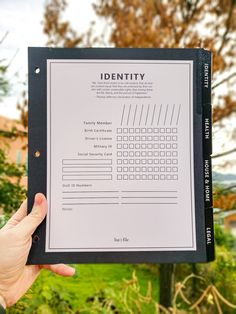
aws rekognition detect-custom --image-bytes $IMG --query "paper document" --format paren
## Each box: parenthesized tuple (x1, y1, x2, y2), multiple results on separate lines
(46, 59, 196, 252)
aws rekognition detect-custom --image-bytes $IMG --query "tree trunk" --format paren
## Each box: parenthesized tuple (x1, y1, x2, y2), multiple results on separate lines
(159, 264, 175, 309)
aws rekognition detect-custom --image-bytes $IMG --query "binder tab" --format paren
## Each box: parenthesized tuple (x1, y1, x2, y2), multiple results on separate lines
(204, 157, 213, 207)
(202, 52, 212, 105)
(205, 207, 215, 261)
(203, 104, 212, 155)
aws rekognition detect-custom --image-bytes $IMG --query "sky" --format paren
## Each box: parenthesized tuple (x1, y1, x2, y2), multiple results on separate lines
(0, 0, 235, 173)
(0, 0, 97, 118)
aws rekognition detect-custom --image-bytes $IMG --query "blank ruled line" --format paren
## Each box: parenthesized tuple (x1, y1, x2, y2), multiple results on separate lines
(62, 191, 119, 193)
(127, 104, 131, 125)
(139, 104, 144, 125)
(164, 104, 169, 125)
(121, 197, 178, 199)
(120, 104, 125, 126)
(151, 104, 156, 125)
(62, 203, 119, 205)
(157, 104, 162, 125)
(133, 104, 138, 125)
(62, 197, 119, 199)
(176, 104, 181, 125)
(170, 104, 175, 125)
(121, 203, 178, 205)
(121, 190, 177, 193)
(145, 104, 150, 125)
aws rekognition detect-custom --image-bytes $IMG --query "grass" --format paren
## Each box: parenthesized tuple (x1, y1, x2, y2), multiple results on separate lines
(9, 263, 159, 313)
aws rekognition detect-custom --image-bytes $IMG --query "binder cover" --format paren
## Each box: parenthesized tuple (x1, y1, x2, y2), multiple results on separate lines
(27, 48, 214, 264)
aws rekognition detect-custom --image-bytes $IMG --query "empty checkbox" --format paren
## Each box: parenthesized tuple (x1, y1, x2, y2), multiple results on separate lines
(123, 136, 128, 141)
(135, 128, 140, 133)
(123, 128, 128, 133)
(117, 151, 122, 157)
(129, 128, 134, 133)
(117, 159, 122, 164)
(166, 151, 171, 157)
(129, 143, 134, 149)
(117, 128, 122, 133)
(117, 136, 122, 141)
(141, 128, 146, 133)
(160, 159, 165, 164)
(154, 174, 159, 180)
(135, 151, 141, 157)
(117, 144, 122, 149)
(135, 143, 140, 149)
(129, 151, 134, 157)
(166, 128, 171, 133)
(117, 174, 122, 180)
(123, 151, 128, 157)
(172, 128, 177, 133)
(123, 159, 128, 164)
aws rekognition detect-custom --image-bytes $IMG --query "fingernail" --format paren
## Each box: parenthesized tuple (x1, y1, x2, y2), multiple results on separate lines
(32, 194, 42, 214)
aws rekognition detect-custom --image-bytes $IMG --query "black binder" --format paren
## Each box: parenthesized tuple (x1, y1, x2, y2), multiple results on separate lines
(27, 48, 214, 264)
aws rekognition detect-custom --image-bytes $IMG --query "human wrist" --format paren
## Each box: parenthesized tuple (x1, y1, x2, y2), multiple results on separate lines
(0, 294, 6, 310)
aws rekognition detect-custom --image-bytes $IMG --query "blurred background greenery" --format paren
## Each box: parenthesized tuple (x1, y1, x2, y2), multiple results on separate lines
(1, 0, 236, 313)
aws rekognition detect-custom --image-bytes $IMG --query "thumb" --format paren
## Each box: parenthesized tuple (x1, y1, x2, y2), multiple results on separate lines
(16, 193, 47, 238)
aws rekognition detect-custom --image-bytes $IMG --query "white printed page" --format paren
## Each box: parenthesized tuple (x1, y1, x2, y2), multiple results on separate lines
(46, 59, 196, 252)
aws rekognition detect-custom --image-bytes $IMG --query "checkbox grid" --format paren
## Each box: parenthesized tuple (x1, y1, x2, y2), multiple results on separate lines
(116, 127, 179, 180)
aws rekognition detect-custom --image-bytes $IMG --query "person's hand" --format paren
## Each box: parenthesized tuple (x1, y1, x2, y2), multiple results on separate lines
(0, 193, 75, 308)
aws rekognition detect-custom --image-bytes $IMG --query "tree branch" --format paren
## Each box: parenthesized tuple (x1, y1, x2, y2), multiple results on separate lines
(212, 147, 236, 159)
(217, 0, 235, 55)
(212, 72, 236, 89)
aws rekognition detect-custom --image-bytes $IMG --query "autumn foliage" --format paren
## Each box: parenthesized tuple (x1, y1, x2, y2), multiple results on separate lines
(43, 0, 236, 143)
